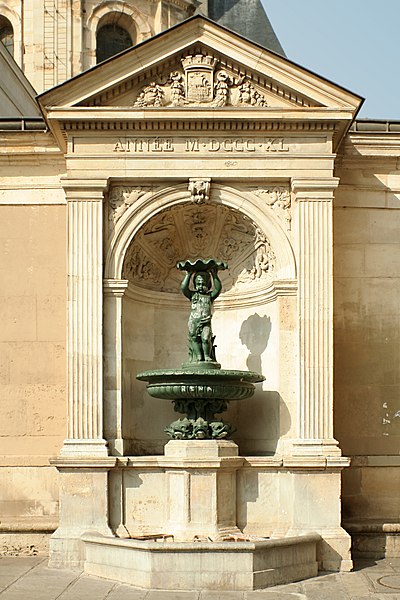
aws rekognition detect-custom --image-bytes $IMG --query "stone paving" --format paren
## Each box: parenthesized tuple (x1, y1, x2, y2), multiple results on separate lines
(1, 556, 400, 599)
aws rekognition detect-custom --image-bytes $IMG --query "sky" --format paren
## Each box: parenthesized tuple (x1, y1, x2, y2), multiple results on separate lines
(261, 1, 399, 120)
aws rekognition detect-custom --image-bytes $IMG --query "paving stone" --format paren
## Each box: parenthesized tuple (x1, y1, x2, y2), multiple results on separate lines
(0, 557, 45, 590)
(348, 597, 385, 600)
(57, 573, 118, 599)
(199, 592, 243, 600)
(0, 564, 79, 600)
(246, 592, 305, 599)
(372, 574, 400, 593)
(147, 590, 200, 600)
(385, 558, 400, 571)
(257, 582, 304, 593)
(302, 573, 349, 600)
(355, 560, 396, 573)
(364, 571, 400, 593)
(339, 571, 373, 597)
(107, 584, 149, 600)
(1, 558, 400, 599)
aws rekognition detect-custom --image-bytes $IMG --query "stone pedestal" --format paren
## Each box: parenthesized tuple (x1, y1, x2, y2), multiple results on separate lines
(48, 458, 116, 569)
(164, 440, 244, 541)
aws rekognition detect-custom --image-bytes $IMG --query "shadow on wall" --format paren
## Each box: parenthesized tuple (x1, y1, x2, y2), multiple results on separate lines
(232, 313, 291, 455)
(239, 313, 271, 374)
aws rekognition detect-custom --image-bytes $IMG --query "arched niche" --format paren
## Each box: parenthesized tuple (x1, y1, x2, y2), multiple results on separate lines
(103, 184, 297, 456)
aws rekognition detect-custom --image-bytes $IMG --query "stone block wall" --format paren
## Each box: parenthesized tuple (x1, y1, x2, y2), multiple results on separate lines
(334, 143, 400, 534)
(0, 204, 66, 552)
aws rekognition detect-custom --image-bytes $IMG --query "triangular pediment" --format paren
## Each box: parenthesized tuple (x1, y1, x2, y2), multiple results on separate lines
(79, 42, 319, 111)
(37, 16, 363, 149)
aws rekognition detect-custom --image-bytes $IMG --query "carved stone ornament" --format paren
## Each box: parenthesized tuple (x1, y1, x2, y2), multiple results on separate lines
(122, 202, 276, 294)
(108, 187, 151, 223)
(133, 52, 268, 108)
(188, 178, 211, 204)
(254, 187, 291, 230)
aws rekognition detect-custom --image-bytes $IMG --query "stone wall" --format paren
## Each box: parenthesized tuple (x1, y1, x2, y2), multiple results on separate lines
(0, 203, 66, 552)
(334, 137, 400, 536)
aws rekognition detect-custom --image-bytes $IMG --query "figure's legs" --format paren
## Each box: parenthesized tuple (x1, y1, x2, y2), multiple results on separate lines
(201, 326, 213, 361)
(191, 339, 203, 362)
(188, 321, 203, 362)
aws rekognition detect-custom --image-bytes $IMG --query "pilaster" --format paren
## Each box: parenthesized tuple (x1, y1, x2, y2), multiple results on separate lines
(61, 179, 109, 457)
(103, 279, 129, 456)
(291, 178, 342, 458)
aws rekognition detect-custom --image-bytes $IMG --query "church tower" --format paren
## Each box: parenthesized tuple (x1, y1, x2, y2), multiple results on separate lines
(0, 0, 284, 93)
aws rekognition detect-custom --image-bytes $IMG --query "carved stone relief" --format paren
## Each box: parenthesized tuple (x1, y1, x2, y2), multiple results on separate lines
(122, 200, 277, 295)
(188, 178, 211, 204)
(133, 52, 268, 108)
(108, 187, 152, 224)
(253, 187, 291, 230)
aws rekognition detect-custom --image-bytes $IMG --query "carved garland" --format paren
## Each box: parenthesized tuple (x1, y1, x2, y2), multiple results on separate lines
(254, 187, 292, 230)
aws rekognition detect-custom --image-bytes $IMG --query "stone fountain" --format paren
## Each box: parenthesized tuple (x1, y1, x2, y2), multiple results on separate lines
(82, 259, 320, 590)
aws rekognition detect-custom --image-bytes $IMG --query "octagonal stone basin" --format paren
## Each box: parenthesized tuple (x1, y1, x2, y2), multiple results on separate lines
(82, 532, 320, 590)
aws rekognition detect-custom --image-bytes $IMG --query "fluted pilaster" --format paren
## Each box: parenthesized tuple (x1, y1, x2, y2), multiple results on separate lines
(61, 180, 109, 456)
(292, 178, 341, 457)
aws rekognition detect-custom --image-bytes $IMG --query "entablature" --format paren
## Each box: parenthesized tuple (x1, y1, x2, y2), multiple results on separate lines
(38, 16, 362, 155)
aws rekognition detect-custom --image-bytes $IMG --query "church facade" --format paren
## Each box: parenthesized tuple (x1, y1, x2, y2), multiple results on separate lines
(1, 0, 399, 585)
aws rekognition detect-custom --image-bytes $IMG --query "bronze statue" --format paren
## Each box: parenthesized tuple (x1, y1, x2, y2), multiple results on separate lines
(137, 258, 264, 440)
(177, 259, 227, 365)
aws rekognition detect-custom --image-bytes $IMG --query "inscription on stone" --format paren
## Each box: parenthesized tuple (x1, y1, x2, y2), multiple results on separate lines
(113, 137, 289, 154)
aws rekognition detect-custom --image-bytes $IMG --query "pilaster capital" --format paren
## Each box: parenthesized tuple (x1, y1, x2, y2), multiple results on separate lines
(103, 279, 129, 297)
(291, 177, 340, 201)
(61, 178, 109, 201)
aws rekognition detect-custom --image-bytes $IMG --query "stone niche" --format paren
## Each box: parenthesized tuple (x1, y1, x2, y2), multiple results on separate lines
(114, 187, 297, 456)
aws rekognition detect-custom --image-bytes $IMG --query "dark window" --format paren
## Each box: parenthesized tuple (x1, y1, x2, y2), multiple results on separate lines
(96, 23, 132, 63)
(0, 17, 14, 56)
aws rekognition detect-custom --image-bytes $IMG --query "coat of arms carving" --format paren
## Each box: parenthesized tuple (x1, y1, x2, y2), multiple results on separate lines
(133, 52, 268, 108)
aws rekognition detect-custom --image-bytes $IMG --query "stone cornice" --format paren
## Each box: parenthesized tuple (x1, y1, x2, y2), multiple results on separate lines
(113, 455, 349, 471)
(60, 116, 336, 133)
(50, 457, 118, 469)
(51, 107, 347, 123)
(60, 177, 109, 199)
(124, 279, 297, 309)
(341, 132, 400, 157)
(291, 177, 340, 199)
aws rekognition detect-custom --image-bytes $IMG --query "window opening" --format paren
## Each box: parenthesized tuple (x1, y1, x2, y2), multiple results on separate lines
(96, 22, 132, 63)
(0, 17, 14, 56)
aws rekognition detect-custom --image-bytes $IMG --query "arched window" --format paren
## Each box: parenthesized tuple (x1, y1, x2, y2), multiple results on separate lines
(0, 16, 14, 56)
(96, 20, 133, 63)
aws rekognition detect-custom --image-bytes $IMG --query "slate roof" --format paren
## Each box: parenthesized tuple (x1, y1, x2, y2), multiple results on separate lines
(208, 0, 285, 55)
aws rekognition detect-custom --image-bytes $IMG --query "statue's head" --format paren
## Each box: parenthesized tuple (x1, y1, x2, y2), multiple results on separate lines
(193, 271, 211, 293)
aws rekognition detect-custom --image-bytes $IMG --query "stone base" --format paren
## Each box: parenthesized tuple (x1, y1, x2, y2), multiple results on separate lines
(49, 529, 86, 570)
(82, 532, 320, 590)
(164, 440, 243, 541)
(345, 521, 400, 559)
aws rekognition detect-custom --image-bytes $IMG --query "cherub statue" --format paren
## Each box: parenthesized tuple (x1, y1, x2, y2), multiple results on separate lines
(177, 259, 227, 364)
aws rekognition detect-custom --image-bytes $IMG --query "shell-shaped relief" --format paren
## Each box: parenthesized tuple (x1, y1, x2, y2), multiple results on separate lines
(122, 203, 277, 295)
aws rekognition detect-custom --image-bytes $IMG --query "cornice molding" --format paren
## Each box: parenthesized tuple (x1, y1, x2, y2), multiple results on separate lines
(60, 117, 336, 133)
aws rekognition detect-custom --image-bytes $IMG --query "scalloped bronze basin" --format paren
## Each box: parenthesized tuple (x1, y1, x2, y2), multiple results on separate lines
(136, 368, 264, 401)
